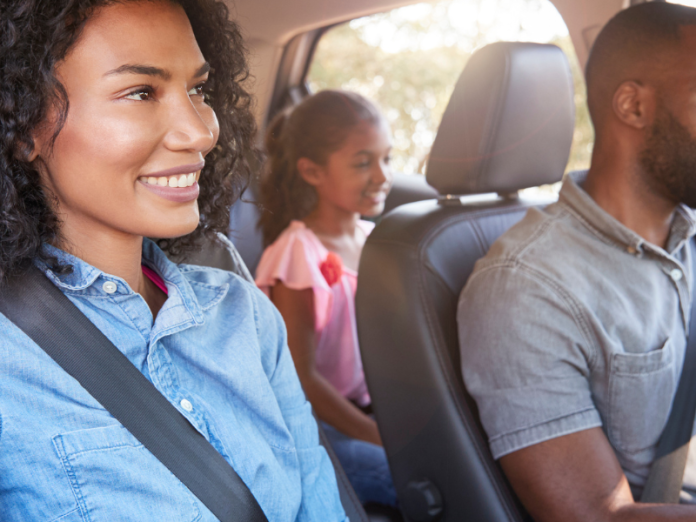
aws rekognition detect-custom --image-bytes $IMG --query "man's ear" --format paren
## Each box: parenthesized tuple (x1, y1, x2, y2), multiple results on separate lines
(297, 157, 324, 187)
(613, 80, 654, 130)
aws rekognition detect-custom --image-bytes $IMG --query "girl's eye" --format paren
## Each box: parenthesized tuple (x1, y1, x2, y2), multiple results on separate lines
(123, 87, 154, 101)
(188, 84, 205, 96)
(354, 161, 371, 169)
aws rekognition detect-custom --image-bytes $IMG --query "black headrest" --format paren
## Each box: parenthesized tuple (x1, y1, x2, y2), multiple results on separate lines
(426, 42, 575, 195)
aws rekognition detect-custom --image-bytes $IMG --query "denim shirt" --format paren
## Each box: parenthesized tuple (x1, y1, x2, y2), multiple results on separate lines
(458, 171, 696, 498)
(0, 240, 347, 522)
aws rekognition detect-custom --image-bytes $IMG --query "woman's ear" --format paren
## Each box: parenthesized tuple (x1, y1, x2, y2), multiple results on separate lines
(25, 143, 40, 162)
(15, 137, 40, 163)
(297, 157, 324, 187)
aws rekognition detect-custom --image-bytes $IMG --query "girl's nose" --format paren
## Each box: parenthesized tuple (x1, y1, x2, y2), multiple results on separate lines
(373, 161, 391, 186)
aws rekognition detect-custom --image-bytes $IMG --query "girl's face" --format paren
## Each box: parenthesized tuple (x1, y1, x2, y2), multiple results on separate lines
(33, 1, 219, 244)
(310, 121, 393, 218)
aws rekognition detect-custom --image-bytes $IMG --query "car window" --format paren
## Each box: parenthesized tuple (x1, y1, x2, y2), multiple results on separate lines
(666, 0, 696, 5)
(307, 0, 593, 189)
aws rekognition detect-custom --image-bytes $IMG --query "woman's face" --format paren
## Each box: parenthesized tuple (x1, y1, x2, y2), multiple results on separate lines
(34, 0, 219, 244)
(312, 121, 393, 218)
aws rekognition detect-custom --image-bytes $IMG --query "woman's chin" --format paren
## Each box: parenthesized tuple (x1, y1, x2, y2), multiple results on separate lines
(135, 215, 200, 240)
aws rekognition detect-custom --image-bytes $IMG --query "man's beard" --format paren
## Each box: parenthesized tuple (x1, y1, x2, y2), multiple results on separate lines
(639, 104, 696, 209)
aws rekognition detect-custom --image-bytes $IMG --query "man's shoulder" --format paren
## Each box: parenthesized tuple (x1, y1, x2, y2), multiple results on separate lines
(472, 200, 583, 280)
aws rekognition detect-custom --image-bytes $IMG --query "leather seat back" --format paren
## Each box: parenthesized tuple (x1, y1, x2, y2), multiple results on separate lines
(356, 42, 575, 521)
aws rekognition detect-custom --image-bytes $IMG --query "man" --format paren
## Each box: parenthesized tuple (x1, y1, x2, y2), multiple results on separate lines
(458, 3, 696, 521)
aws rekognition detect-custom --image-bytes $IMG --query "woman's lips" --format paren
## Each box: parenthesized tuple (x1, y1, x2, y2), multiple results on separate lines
(138, 179, 200, 203)
(137, 161, 203, 203)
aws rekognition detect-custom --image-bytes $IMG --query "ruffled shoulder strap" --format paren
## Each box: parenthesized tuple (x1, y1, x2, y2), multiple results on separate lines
(255, 221, 334, 330)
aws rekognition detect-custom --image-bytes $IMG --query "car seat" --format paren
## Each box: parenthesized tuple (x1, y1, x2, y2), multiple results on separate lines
(355, 42, 576, 522)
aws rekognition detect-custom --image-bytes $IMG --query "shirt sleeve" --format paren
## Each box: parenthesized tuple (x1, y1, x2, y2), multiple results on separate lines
(255, 228, 334, 331)
(251, 288, 348, 522)
(458, 262, 602, 460)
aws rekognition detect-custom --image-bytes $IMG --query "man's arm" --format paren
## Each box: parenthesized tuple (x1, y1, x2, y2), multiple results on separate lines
(500, 427, 696, 521)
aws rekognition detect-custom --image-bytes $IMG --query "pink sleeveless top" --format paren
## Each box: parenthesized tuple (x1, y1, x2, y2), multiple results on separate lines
(255, 220, 375, 406)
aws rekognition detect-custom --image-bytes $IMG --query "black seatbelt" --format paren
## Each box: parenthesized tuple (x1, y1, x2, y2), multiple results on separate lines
(0, 267, 268, 522)
(641, 240, 696, 504)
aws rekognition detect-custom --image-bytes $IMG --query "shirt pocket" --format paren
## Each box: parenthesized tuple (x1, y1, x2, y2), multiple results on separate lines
(53, 424, 201, 522)
(607, 338, 676, 454)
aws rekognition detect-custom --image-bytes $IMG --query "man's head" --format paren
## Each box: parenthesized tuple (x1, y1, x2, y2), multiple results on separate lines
(587, 3, 696, 207)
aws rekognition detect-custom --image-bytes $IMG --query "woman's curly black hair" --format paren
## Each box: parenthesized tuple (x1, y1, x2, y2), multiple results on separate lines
(0, 0, 256, 284)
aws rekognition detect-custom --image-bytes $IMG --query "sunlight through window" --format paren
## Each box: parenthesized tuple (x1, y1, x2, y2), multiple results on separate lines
(308, 0, 593, 179)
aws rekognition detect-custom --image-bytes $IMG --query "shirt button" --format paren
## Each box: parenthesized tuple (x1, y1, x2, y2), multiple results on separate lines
(627, 246, 637, 255)
(670, 268, 683, 282)
(180, 399, 193, 412)
(102, 281, 117, 294)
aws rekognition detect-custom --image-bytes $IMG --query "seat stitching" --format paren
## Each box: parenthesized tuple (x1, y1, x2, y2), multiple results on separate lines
(416, 254, 526, 521)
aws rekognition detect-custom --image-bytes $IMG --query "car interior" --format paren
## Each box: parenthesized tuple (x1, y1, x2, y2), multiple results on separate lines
(12, 0, 681, 520)
(183, 0, 673, 520)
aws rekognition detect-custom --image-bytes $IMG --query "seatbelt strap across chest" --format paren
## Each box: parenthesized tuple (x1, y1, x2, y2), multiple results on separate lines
(641, 239, 696, 504)
(0, 267, 269, 522)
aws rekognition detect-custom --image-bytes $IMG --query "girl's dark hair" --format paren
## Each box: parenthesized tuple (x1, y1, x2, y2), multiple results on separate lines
(0, 0, 256, 283)
(259, 90, 383, 246)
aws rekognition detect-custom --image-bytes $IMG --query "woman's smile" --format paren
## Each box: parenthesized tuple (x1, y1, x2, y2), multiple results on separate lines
(137, 161, 203, 203)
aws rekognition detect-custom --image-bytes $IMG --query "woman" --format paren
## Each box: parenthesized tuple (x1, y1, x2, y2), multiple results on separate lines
(0, 1, 345, 521)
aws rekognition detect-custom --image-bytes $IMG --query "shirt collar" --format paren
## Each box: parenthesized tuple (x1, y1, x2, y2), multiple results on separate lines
(559, 170, 696, 256)
(35, 239, 226, 325)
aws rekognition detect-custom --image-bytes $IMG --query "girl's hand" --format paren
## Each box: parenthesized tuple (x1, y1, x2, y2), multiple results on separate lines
(271, 281, 383, 445)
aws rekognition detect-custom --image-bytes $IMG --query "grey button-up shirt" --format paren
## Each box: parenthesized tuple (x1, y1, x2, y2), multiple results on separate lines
(458, 171, 696, 494)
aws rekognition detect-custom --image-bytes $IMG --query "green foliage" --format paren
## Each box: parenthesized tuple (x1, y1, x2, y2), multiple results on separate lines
(307, 0, 594, 175)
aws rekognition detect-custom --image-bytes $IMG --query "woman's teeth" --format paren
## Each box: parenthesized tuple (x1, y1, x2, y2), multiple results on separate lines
(142, 173, 196, 188)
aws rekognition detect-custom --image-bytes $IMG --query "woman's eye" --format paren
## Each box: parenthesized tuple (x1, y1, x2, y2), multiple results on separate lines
(354, 161, 371, 169)
(188, 84, 205, 96)
(123, 87, 154, 101)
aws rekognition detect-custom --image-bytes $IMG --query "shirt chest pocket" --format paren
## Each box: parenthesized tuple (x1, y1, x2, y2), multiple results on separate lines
(53, 424, 202, 522)
(607, 338, 677, 454)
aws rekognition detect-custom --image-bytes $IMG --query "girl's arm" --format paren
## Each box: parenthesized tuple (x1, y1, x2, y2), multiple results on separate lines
(271, 281, 382, 446)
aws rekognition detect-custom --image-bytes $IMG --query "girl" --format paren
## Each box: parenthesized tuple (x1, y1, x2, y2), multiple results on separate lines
(256, 90, 397, 507)
(0, 1, 345, 520)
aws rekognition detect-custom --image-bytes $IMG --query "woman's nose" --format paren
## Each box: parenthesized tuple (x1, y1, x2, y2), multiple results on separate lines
(163, 96, 216, 153)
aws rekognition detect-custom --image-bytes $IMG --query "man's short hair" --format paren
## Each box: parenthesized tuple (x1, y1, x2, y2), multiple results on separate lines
(586, 3, 696, 133)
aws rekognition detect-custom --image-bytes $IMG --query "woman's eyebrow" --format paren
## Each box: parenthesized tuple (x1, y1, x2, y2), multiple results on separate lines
(194, 62, 211, 77)
(104, 64, 171, 79)
(102, 62, 209, 79)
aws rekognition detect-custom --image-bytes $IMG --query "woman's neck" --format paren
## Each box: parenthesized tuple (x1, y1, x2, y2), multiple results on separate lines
(57, 218, 146, 293)
(57, 220, 167, 317)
